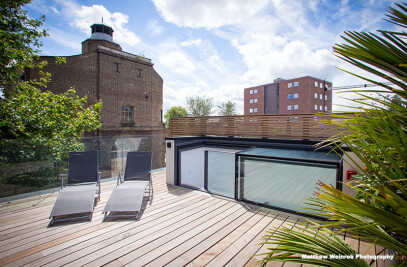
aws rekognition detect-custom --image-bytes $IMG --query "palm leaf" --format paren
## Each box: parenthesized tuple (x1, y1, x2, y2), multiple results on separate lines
(257, 224, 369, 267)
(258, 3, 407, 265)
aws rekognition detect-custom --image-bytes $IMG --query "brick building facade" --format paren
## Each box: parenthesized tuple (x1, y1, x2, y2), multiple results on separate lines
(24, 23, 164, 137)
(244, 76, 332, 115)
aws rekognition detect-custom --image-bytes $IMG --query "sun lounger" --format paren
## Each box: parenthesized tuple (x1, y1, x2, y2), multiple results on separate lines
(49, 151, 100, 225)
(103, 151, 152, 219)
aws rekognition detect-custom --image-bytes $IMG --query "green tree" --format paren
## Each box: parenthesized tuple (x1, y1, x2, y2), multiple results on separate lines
(186, 95, 214, 116)
(164, 106, 188, 128)
(0, 81, 102, 162)
(258, 3, 407, 266)
(217, 101, 238, 116)
(0, 0, 102, 163)
(0, 0, 47, 90)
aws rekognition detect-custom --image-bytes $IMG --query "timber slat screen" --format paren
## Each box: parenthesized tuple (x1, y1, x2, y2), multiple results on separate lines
(170, 113, 350, 140)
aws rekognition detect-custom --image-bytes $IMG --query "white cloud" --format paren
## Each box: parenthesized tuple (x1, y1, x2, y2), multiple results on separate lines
(154, 0, 396, 114)
(163, 80, 248, 115)
(233, 34, 338, 83)
(47, 26, 82, 51)
(34, 0, 396, 115)
(211, 83, 249, 114)
(152, 0, 270, 29)
(147, 20, 163, 36)
(57, 1, 140, 46)
(159, 51, 196, 75)
(50, 7, 60, 14)
(181, 39, 202, 47)
(206, 55, 223, 72)
(163, 84, 185, 112)
(163, 81, 213, 113)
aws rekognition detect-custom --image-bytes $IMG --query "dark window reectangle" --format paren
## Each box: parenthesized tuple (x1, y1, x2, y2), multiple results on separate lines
(121, 106, 134, 123)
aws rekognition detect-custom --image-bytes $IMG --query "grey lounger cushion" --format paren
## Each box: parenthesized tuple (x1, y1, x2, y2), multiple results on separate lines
(103, 182, 148, 213)
(50, 184, 97, 217)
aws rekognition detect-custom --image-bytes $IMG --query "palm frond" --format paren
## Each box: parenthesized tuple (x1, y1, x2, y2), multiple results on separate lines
(257, 224, 369, 267)
(259, 3, 407, 265)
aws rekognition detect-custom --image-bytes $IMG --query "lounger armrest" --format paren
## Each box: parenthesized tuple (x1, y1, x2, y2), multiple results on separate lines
(59, 174, 67, 189)
(117, 172, 121, 186)
(98, 170, 101, 188)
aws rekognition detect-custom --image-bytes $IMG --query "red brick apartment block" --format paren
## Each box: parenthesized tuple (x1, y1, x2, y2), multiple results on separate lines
(244, 85, 265, 115)
(244, 76, 332, 115)
(23, 23, 164, 137)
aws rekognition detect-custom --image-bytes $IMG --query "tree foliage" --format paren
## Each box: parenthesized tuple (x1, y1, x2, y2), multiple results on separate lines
(186, 95, 214, 117)
(0, 0, 102, 164)
(0, 78, 102, 162)
(0, 0, 47, 90)
(0, 86, 102, 140)
(164, 106, 188, 128)
(217, 101, 238, 116)
(258, 3, 407, 266)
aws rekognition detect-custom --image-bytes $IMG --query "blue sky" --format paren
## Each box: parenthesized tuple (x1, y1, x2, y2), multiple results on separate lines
(26, 0, 397, 114)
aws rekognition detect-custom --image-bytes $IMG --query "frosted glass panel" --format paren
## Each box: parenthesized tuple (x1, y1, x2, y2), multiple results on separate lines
(180, 148, 205, 188)
(207, 151, 235, 198)
(239, 157, 337, 213)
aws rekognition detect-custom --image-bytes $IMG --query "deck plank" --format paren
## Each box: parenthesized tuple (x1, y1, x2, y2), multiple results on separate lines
(118, 201, 244, 266)
(0, 184, 186, 258)
(23, 195, 215, 266)
(141, 205, 263, 267)
(164, 206, 263, 267)
(59, 197, 222, 266)
(9, 191, 203, 266)
(0, 171, 391, 267)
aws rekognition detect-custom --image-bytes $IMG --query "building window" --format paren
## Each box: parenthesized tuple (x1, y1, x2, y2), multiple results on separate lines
(288, 83, 292, 88)
(254, 99, 258, 103)
(250, 99, 253, 104)
(314, 105, 318, 111)
(324, 106, 328, 112)
(137, 68, 143, 78)
(320, 83, 323, 89)
(319, 105, 322, 111)
(325, 95, 327, 100)
(160, 109, 163, 123)
(254, 89, 258, 94)
(294, 93, 299, 99)
(294, 81, 299, 87)
(315, 81, 318, 87)
(114, 62, 120, 73)
(293, 104, 299, 110)
(314, 93, 318, 99)
(287, 105, 292, 111)
(249, 108, 253, 113)
(254, 108, 258, 113)
(122, 106, 133, 123)
(249, 90, 253, 94)
(287, 94, 293, 100)
(320, 94, 323, 100)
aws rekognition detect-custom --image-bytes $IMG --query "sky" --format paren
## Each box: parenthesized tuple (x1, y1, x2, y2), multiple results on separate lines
(25, 0, 398, 114)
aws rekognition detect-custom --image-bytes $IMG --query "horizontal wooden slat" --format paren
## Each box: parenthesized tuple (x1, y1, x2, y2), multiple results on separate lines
(170, 113, 351, 141)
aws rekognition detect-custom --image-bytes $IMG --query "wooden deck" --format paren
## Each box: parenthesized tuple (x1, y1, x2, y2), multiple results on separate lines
(0, 171, 392, 266)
